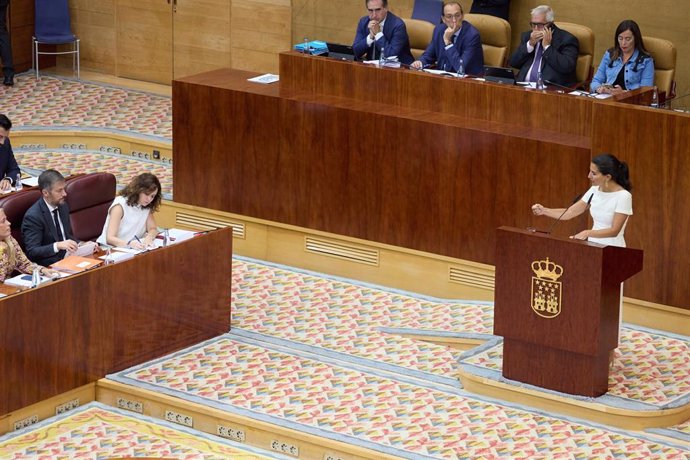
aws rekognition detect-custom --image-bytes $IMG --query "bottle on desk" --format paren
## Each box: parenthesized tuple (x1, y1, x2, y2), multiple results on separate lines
(536, 71, 545, 91)
(15, 174, 22, 192)
(379, 47, 386, 68)
(651, 86, 659, 108)
(457, 58, 465, 78)
(31, 267, 41, 288)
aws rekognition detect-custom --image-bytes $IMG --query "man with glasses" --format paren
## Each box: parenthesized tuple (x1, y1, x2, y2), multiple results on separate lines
(508, 5, 578, 87)
(353, 0, 414, 65)
(410, 2, 483, 75)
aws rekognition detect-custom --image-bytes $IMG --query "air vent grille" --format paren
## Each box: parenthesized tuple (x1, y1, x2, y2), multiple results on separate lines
(175, 212, 245, 239)
(448, 266, 494, 290)
(305, 237, 379, 266)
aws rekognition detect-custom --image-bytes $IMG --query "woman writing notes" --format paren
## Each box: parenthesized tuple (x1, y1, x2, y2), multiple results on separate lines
(590, 20, 654, 95)
(97, 173, 162, 249)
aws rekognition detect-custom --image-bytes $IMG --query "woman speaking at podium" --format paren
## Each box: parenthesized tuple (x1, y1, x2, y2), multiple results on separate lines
(531, 153, 632, 354)
(531, 153, 632, 247)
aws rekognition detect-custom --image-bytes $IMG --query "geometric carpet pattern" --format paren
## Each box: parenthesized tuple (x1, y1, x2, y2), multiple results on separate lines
(112, 334, 690, 459)
(461, 330, 690, 409)
(0, 402, 279, 459)
(14, 149, 173, 197)
(1, 74, 172, 139)
(232, 258, 690, 409)
(232, 258, 494, 380)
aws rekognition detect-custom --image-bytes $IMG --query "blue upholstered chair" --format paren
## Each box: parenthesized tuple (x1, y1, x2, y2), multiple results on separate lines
(32, 0, 80, 79)
(411, 0, 443, 24)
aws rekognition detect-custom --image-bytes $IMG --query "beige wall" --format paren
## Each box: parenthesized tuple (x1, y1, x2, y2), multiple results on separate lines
(68, 0, 117, 74)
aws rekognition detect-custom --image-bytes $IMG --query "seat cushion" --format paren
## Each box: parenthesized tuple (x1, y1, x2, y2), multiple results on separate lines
(0, 189, 42, 248)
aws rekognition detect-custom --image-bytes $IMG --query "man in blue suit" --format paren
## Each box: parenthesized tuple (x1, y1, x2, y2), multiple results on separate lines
(410, 2, 484, 75)
(352, 0, 414, 65)
(0, 114, 20, 192)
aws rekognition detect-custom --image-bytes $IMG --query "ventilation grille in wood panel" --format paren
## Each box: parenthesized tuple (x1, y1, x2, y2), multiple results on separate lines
(305, 237, 379, 266)
(448, 266, 494, 291)
(175, 212, 245, 239)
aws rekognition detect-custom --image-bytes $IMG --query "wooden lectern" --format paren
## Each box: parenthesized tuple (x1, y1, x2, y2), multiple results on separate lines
(493, 227, 643, 396)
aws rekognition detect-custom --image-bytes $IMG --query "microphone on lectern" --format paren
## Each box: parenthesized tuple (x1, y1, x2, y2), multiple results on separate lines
(546, 192, 584, 235)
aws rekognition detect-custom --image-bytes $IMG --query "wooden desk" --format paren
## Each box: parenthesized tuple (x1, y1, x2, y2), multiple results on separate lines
(173, 52, 690, 312)
(0, 228, 232, 415)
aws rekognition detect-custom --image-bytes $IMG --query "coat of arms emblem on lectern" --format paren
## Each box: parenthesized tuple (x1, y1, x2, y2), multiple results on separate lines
(531, 257, 563, 318)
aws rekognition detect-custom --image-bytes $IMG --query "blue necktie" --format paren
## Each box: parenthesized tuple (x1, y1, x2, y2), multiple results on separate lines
(529, 42, 543, 82)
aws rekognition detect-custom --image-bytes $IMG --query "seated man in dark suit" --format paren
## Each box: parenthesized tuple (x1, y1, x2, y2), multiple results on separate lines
(0, 114, 21, 192)
(21, 169, 79, 266)
(352, 0, 414, 65)
(410, 1, 484, 75)
(508, 5, 578, 87)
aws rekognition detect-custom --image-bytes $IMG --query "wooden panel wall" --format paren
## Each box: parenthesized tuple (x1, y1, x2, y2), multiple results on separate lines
(66, 0, 116, 74)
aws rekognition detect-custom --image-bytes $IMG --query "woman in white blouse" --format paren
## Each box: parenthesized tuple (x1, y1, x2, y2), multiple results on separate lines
(97, 173, 162, 249)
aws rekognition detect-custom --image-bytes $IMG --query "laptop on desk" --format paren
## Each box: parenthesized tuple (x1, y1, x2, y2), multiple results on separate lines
(483, 66, 516, 85)
(326, 43, 356, 61)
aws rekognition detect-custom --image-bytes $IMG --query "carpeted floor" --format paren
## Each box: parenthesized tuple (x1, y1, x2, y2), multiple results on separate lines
(108, 257, 690, 459)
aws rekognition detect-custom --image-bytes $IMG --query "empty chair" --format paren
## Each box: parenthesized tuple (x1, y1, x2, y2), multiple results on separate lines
(33, 0, 80, 79)
(558, 22, 595, 89)
(464, 13, 511, 68)
(402, 18, 435, 59)
(411, 0, 442, 24)
(64, 172, 116, 241)
(644, 36, 676, 100)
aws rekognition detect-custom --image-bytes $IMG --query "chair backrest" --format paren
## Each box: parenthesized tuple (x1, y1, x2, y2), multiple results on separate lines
(65, 172, 117, 241)
(464, 13, 511, 68)
(0, 189, 42, 248)
(411, 0, 442, 24)
(402, 18, 435, 59)
(643, 36, 676, 98)
(557, 22, 594, 88)
(34, 0, 76, 43)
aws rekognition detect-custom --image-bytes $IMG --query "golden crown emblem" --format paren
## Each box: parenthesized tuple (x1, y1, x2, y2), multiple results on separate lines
(531, 257, 563, 281)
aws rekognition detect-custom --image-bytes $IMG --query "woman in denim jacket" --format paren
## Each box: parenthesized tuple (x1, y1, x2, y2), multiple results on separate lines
(590, 20, 654, 95)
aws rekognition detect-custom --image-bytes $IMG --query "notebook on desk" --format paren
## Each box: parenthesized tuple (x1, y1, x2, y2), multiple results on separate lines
(326, 43, 356, 61)
(51, 255, 102, 273)
(483, 66, 516, 85)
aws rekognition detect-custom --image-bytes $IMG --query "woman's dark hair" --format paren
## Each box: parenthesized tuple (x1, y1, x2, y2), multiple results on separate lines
(593, 153, 632, 192)
(608, 20, 649, 71)
(119, 173, 162, 211)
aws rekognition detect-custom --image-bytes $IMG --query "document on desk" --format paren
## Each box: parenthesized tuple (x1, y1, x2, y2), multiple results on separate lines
(51, 255, 103, 273)
(153, 228, 197, 247)
(21, 176, 39, 187)
(70, 241, 98, 257)
(99, 251, 135, 263)
(247, 73, 279, 84)
(5, 273, 53, 287)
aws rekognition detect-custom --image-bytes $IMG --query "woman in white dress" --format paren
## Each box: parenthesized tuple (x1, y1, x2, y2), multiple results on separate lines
(531, 153, 632, 357)
(97, 173, 162, 249)
(531, 153, 632, 246)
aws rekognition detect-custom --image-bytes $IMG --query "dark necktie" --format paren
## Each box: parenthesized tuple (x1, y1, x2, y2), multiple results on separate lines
(53, 208, 64, 242)
(529, 41, 543, 82)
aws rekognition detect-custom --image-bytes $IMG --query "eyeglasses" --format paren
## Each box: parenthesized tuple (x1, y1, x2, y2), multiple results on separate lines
(444, 13, 463, 20)
(529, 21, 550, 28)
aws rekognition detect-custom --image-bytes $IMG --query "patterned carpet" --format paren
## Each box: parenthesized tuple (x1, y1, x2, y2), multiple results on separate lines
(107, 258, 690, 459)
(15, 149, 173, 198)
(0, 402, 281, 459)
(1, 74, 171, 140)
